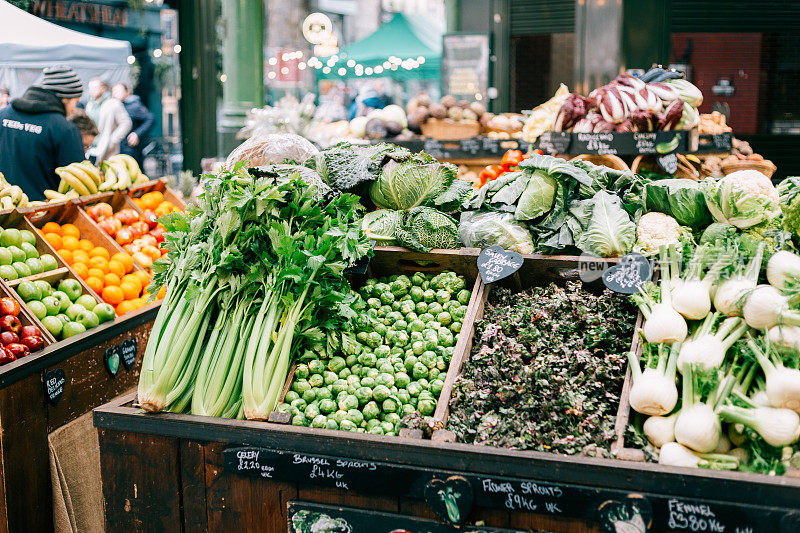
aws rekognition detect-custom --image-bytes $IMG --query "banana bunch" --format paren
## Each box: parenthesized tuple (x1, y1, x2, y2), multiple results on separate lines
(43, 155, 149, 202)
(0, 173, 30, 210)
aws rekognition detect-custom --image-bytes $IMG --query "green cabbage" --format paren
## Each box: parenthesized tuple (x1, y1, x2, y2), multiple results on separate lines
(361, 210, 402, 245)
(458, 211, 534, 254)
(394, 207, 461, 252)
(514, 169, 556, 220)
(643, 178, 712, 228)
(699, 222, 737, 245)
(701, 172, 781, 229)
(575, 191, 636, 257)
(306, 142, 412, 192)
(369, 156, 473, 211)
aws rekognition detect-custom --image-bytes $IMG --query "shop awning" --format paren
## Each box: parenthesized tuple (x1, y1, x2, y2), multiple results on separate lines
(317, 13, 442, 80)
(0, 0, 131, 97)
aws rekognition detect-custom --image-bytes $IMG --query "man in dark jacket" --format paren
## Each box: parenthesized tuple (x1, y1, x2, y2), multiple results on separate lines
(112, 83, 154, 168)
(0, 66, 84, 201)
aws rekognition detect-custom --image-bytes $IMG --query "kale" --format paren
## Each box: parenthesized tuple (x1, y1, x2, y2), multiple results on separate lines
(447, 281, 635, 456)
(305, 142, 412, 194)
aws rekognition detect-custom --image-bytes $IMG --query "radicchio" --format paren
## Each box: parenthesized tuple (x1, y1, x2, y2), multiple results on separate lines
(553, 93, 589, 131)
(659, 99, 684, 130)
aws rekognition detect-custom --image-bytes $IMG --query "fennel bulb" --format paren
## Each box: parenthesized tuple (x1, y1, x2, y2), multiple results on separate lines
(767, 250, 800, 290)
(627, 346, 679, 416)
(719, 405, 800, 447)
(748, 336, 800, 412)
(742, 285, 800, 330)
(677, 314, 748, 371)
(643, 414, 677, 448)
(672, 245, 729, 320)
(713, 243, 765, 317)
(638, 245, 687, 344)
(658, 442, 738, 470)
(674, 403, 722, 453)
(767, 324, 800, 351)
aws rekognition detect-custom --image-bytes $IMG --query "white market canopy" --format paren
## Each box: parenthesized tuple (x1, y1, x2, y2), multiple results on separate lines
(0, 0, 131, 97)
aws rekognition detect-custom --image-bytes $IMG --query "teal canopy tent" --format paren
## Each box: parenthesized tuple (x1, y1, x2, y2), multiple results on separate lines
(317, 13, 442, 80)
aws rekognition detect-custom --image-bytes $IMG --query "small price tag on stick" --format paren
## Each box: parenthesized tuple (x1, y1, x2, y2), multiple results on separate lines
(602, 253, 652, 294)
(477, 246, 523, 284)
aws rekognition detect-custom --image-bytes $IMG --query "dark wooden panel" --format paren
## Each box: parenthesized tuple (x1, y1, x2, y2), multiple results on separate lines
(297, 485, 399, 514)
(0, 372, 51, 533)
(203, 443, 297, 533)
(98, 429, 182, 532)
(46, 320, 151, 431)
(180, 440, 209, 533)
(508, 511, 600, 532)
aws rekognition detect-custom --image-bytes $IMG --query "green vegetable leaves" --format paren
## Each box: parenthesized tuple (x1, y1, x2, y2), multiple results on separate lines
(575, 191, 637, 257)
(307, 142, 412, 192)
(369, 157, 472, 211)
(394, 207, 461, 253)
(644, 179, 712, 228)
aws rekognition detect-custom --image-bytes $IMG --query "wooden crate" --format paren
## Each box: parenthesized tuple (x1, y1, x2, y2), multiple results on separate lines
(0, 277, 56, 346)
(127, 178, 187, 211)
(0, 211, 72, 284)
(267, 248, 485, 433)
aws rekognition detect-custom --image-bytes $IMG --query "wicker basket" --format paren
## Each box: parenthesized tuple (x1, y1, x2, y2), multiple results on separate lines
(721, 159, 777, 178)
(631, 154, 700, 180)
(421, 119, 481, 140)
(570, 154, 631, 172)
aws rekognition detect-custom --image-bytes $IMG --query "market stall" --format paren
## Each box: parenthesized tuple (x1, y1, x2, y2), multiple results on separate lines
(0, 167, 185, 532)
(89, 133, 800, 532)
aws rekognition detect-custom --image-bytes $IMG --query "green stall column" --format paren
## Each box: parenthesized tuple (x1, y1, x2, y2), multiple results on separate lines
(218, 0, 265, 157)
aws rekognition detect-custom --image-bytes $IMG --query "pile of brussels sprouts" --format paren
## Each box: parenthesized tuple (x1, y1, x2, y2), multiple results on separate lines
(276, 271, 472, 436)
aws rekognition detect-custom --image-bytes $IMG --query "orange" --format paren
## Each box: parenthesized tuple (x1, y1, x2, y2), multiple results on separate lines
(111, 252, 134, 274)
(61, 236, 79, 251)
(78, 239, 93, 252)
(141, 191, 164, 210)
(132, 198, 144, 209)
(101, 285, 124, 305)
(58, 249, 73, 265)
(104, 273, 121, 287)
(88, 268, 105, 280)
(60, 223, 80, 239)
(44, 233, 62, 249)
(116, 301, 135, 315)
(71, 249, 90, 265)
(107, 260, 126, 278)
(121, 275, 142, 295)
(86, 276, 104, 293)
(88, 256, 108, 272)
(133, 270, 151, 288)
(89, 247, 110, 260)
(42, 222, 61, 235)
(72, 263, 89, 279)
(120, 282, 140, 300)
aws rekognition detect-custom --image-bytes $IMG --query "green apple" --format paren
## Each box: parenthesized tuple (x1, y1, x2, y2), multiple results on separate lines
(75, 294, 97, 312)
(76, 309, 99, 329)
(93, 303, 116, 324)
(62, 321, 86, 339)
(0, 265, 18, 281)
(11, 262, 30, 278)
(20, 242, 38, 259)
(42, 296, 61, 317)
(0, 228, 21, 248)
(34, 280, 52, 298)
(65, 303, 86, 321)
(41, 315, 62, 337)
(58, 278, 83, 302)
(19, 229, 36, 246)
(39, 253, 58, 272)
(8, 246, 25, 263)
(25, 258, 42, 275)
(51, 290, 71, 312)
(56, 313, 70, 325)
(27, 300, 47, 320)
(16, 281, 40, 302)
(0, 248, 12, 266)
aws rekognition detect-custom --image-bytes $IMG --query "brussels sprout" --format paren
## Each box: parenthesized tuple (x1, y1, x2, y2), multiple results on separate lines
(355, 386, 373, 405)
(305, 403, 321, 420)
(454, 305, 468, 320)
(396, 388, 411, 404)
(284, 390, 300, 403)
(338, 394, 359, 411)
(358, 352, 377, 367)
(373, 322, 387, 336)
(333, 410, 348, 424)
(294, 364, 310, 380)
(367, 331, 383, 348)
(360, 376, 376, 389)
(415, 301, 429, 314)
(325, 419, 339, 430)
(420, 289, 433, 303)
(429, 368, 441, 381)
(389, 346, 404, 357)
(323, 371, 338, 386)
(437, 312, 452, 326)
(418, 397, 436, 416)
(346, 409, 365, 426)
(409, 332, 424, 345)
(450, 321, 462, 334)
(376, 373, 395, 388)
(427, 302, 444, 316)
(292, 379, 311, 395)
(340, 419, 357, 431)
(411, 340, 426, 356)
(311, 414, 327, 428)
(366, 308, 378, 320)
(407, 381, 423, 397)
(404, 355, 418, 373)
(345, 354, 358, 367)
(366, 418, 382, 431)
(374, 345, 391, 358)
(406, 311, 419, 322)
(411, 272, 426, 286)
(366, 368, 379, 380)
(309, 374, 324, 388)
(291, 414, 308, 426)
(338, 368, 352, 379)
(382, 397, 399, 414)
(408, 319, 425, 334)
(402, 403, 416, 416)
(391, 301, 402, 312)
(393, 331, 409, 347)
(380, 421, 396, 435)
(424, 330, 439, 350)
(419, 351, 437, 369)
(301, 388, 316, 403)
(419, 313, 434, 324)
(368, 426, 385, 435)
(418, 379, 431, 391)
(318, 398, 337, 414)
(392, 361, 404, 373)
(351, 363, 363, 375)
(409, 286, 424, 303)
(276, 403, 293, 414)
(372, 384, 392, 402)
(438, 330, 455, 347)
(327, 356, 346, 373)
(430, 379, 444, 396)
(378, 303, 392, 316)
(394, 319, 408, 332)
(418, 389, 435, 401)
(377, 363, 394, 375)
(393, 371, 411, 388)
(361, 401, 379, 421)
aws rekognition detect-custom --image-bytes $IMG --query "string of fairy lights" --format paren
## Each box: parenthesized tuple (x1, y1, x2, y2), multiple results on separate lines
(263, 50, 427, 79)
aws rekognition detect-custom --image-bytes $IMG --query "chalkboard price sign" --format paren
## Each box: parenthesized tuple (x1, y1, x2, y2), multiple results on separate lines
(120, 338, 137, 370)
(538, 131, 571, 154)
(602, 253, 652, 294)
(44, 368, 65, 405)
(477, 246, 523, 284)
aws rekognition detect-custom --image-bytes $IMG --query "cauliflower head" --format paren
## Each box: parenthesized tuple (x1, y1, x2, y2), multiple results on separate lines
(635, 212, 682, 255)
(702, 170, 781, 229)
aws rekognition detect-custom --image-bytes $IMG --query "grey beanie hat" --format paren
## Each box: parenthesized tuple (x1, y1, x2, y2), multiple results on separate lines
(39, 66, 83, 99)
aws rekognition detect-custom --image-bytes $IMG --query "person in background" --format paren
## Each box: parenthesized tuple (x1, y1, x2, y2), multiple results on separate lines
(111, 82, 154, 168)
(85, 78, 131, 164)
(348, 83, 386, 120)
(68, 111, 99, 154)
(0, 86, 9, 109)
(0, 66, 84, 201)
